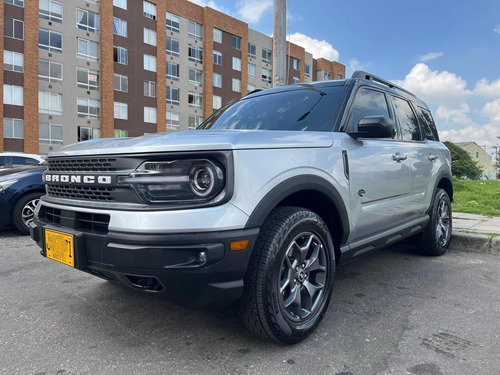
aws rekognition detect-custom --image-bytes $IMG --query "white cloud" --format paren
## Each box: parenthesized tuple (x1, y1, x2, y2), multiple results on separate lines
(394, 63, 471, 107)
(237, 0, 272, 23)
(474, 78, 500, 98)
(436, 103, 475, 126)
(483, 99, 500, 122)
(494, 25, 500, 34)
(188, 0, 230, 14)
(419, 52, 444, 62)
(348, 58, 366, 72)
(287, 32, 339, 61)
(440, 123, 500, 146)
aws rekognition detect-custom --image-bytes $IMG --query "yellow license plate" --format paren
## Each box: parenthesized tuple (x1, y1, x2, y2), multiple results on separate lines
(45, 229, 74, 267)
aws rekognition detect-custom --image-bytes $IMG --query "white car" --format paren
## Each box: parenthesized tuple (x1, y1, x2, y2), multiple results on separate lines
(0, 153, 45, 170)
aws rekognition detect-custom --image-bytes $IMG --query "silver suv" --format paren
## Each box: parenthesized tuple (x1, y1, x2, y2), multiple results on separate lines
(30, 71, 453, 344)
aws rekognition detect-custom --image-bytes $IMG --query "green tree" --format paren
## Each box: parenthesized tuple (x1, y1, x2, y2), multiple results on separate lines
(444, 141, 483, 180)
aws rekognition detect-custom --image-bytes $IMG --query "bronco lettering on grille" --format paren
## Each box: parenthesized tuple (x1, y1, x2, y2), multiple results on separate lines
(44, 174, 112, 184)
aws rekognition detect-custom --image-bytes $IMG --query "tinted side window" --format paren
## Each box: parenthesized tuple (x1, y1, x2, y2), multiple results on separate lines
(391, 96, 422, 141)
(0, 156, 5, 168)
(348, 89, 390, 132)
(417, 107, 439, 141)
(12, 156, 39, 167)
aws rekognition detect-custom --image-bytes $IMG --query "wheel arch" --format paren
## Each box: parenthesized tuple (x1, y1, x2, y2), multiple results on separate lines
(435, 170, 453, 202)
(245, 175, 350, 263)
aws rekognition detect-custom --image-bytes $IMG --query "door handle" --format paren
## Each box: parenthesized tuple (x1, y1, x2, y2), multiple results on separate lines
(392, 153, 408, 162)
(428, 154, 437, 161)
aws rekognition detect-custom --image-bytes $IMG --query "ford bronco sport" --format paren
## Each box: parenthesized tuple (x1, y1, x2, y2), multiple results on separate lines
(31, 71, 453, 344)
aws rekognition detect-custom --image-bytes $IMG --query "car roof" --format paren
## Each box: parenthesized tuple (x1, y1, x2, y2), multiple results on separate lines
(0, 152, 44, 160)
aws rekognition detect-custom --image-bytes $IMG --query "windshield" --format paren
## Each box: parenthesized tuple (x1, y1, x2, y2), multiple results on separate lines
(199, 86, 348, 132)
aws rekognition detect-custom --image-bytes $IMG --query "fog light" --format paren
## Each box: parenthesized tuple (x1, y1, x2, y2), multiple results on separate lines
(197, 251, 207, 264)
(230, 239, 250, 251)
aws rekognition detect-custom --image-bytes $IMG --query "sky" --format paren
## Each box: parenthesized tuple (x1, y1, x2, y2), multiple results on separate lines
(189, 0, 500, 148)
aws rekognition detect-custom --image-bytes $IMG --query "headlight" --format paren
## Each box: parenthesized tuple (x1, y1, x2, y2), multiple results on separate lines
(0, 179, 18, 193)
(117, 159, 225, 205)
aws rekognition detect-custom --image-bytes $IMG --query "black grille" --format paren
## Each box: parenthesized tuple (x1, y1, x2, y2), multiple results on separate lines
(39, 206, 110, 234)
(46, 184, 115, 201)
(48, 158, 118, 172)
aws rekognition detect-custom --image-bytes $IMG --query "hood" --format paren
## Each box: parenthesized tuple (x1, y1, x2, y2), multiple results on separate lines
(49, 130, 333, 157)
(0, 166, 46, 182)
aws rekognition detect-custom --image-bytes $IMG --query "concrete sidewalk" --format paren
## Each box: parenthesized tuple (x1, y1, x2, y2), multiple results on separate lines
(452, 212, 500, 254)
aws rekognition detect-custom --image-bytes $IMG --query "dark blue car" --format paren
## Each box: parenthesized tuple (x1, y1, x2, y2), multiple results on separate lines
(0, 166, 46, 234)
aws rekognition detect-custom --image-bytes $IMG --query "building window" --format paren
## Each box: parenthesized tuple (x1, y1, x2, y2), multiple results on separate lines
(3, 118, 23, 139)
(144, 80, 157, 97)
(188, 115, 202, 130)
(113, 0, 127, 10)
(232, 57, 241, 71)
(188, 21, 203, 40)
(232, 35, 241, 50)
(475, 152, 479, 158)
(144, 54, 157, 72)
(166, 111, 180, 130)
(213, 50, 222, 65)
(232, 78, 241, 93)
(113, 17, 127, 37)
(114, 101, 128, 120)
(305, 64, 310, 78)
(248, 43, 256, 59)
(143, 1, 156, 19)
(166, 62, 179, 80)
(167, 87, 179, 105)
(39, 123, 62, 145)
(144, 28, 156, 46)
(248, 83, 256, 92)
(5, 0, 24, 7)
(3, 84, 23, 106)
(188, 92, 202, 108)
(144, 106, 157, 123)
(213, 95, 222, 109)
(4, 51, 23, 72)
(39, 28, 62, 53)
(77, 98, 100, 119)
(39, 0, 63, 23)
(38, 59, 62, 83)
(114, 73, 128, 92)
(324, 72, 331, 80)
(5, 17, 24, 40)
(76, 8, 99, 33)
(337, 74, 343, 79)
(293, 77, 300, 84)
(166, 37, 179, 57)
(113, 46, 128, 64)
(39, 91, 62, 115)
(262, 48, 271, 63)
(213, 73, 222, 88)
(213, 28, 222, 43)
(188, 45, 203, 63)
(76, 68, 99, 90)
(77, 38, 99, 61)
(293, 58, 300, 70)
(189, 68, 202, 86)
(78, 126, 100, 142)
(166, 12, 180, 32)
(262, 67, 271, 84)
(248, 63, 256, 79)
(114, 129, 128, 138)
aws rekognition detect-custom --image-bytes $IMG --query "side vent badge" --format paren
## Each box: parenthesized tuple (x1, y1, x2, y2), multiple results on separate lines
(358, 189, 366, 197)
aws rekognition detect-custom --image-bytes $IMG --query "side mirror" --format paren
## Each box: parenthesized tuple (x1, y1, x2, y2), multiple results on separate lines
(349, 116, 397, 139)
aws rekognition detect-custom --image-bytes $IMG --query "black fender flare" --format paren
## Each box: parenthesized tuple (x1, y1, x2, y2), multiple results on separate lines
(244, 175, 350, 246)
(433, 168, 453, 201)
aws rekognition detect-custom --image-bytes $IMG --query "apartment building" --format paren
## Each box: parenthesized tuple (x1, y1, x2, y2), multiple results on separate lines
(0, 0, 346, 155)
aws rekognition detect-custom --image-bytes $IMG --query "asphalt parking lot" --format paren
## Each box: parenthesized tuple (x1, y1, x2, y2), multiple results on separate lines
(1, 227, 499, 375)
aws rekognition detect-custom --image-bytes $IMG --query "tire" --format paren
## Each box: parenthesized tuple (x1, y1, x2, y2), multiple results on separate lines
(419, 189, 452, 256)
(12, 192, 43, 235)
(239, 206, 335, 344)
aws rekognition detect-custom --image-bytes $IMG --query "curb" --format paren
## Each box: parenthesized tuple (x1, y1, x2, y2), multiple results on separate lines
(451, 232, 500, 255)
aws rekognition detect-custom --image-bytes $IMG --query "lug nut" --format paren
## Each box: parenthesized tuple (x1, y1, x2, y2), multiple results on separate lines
(294, 279, 297, 284)
(302, 263, 306, 268)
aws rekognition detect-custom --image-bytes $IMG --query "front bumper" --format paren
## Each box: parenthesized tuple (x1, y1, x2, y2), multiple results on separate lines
(31, 213, 259, 308)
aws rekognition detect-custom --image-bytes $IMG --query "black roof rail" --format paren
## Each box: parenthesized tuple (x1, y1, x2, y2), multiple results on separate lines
(245, 89, 263, 96)
(351, 71, 415, 97)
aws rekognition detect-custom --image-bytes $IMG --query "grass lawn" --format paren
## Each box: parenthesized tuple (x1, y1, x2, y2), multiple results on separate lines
(451, 178, 500, 217)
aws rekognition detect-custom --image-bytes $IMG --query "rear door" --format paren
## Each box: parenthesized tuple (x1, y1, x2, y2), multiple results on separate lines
(346, 88, 412, 240)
